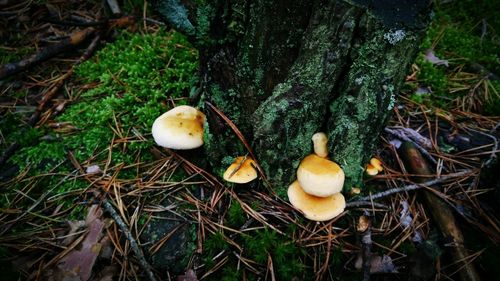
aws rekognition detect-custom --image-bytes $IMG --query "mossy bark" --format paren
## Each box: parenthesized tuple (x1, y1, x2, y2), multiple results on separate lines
(155, 0, 430, 196)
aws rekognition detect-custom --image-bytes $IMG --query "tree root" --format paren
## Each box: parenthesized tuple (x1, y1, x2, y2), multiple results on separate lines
(399, 141, 481, 281)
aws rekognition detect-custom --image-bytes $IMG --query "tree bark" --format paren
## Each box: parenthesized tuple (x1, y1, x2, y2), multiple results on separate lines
(155, 0, 430, 196)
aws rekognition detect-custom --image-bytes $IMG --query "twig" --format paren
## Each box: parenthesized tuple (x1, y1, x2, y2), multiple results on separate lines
(67, 151, 158, 281)
(28, 70, 74, 126)
(0, 28, 95, 80)
(43, 17, 108, 27)
(386, 126, 432, 148)
(0, 33, 101, 168)
(399, 141, 481, 281)
(0, 170, 77, 236)
(491, 121, 500, 133)
(316, 223, 333, 281)
(78, 33, 101, 63)
(0, 16, 135, 80)
(466, 128, 498, 166)
(227, 154, 248, 179)
(346, 201, 389, 209)
(144, 17, 166, 26)
(97, 192, 158, 281)
(350, 170, 474, 202)
(385, 127, 442, 169)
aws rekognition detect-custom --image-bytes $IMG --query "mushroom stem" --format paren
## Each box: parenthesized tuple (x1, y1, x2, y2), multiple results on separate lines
(312, 132, 328, 158)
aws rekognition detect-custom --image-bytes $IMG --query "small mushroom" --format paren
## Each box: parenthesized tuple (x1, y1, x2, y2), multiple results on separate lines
(351, 187, 361, 195)
(312, 132, 328, 158)
(151, 105, 205, 150)
(296, 154, 345, 197)
(370, 157, 383, 172)
(365, 164, 379, 176)
(365, 158, 383, 176)
(288, 180, 345, 221)
(223, 156, 257, 184)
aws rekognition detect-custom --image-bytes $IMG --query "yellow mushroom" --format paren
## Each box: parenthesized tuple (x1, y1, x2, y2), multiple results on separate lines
(365, 164, 379, 176)
(223, 156, 258, 184)
(351, 187, 361, 195)
(370, 158, 383, 172)
(296, 154, 345, 197)
(288, 180, 345, 221)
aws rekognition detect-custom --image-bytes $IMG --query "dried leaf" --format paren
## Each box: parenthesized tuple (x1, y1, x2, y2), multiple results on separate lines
(424, 49, 449, 67)
(61, 220, 85, 246)
(56, 205, 106, 281)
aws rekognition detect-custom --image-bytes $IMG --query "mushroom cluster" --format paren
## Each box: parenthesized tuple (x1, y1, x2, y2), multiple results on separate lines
(365, 157, 384, 176)
(288, 132, 346, 221)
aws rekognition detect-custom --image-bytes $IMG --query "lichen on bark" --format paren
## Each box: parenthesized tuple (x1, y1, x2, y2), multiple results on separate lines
(155, 0, 430, 196)
(252, 3, 359, 196)
(327, 13, 424, 189)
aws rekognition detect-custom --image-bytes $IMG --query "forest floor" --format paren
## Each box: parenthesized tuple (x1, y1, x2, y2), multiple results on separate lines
(0, 1, 499, 281)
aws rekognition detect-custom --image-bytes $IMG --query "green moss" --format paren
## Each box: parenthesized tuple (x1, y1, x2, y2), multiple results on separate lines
(12, 141, 66, 171)
(61, 30, 197, 162)
(202, 226, 307, 280)
(226, 200, 245, 228)
(243, 228, 305, 280)
(122, 0, 146, 14)
(4, 29, 198, 216)
(400, 240, 417, 256)
(413, 0, 500, 113)
(203, 231, 230, 269)
(0, 113, 43, 153)
(485, 80, 500, 115)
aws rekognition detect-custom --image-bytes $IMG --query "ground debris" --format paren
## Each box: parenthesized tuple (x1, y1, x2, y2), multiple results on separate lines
(46, 205, 106, 281)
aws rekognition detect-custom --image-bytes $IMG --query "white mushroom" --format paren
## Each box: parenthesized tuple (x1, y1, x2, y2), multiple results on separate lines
(152, 105, 205, 149)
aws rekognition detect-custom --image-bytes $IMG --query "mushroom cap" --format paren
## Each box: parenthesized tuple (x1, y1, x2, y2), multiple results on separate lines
(351, 187, 361, 195)
(288, 180, 345, 221)
(365, 164, 378, 176)
(152, 105, 205, 150)
(296, 154, 345, 197)
(223, 156, 258, 184)
(370, 158, 383, 172)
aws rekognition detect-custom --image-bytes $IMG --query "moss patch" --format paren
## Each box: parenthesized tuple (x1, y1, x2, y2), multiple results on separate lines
(202, 227, 306, 281)
(412, 0, 500, 114)
(1, 29, 199, 222)
(9, 30, 198, 173)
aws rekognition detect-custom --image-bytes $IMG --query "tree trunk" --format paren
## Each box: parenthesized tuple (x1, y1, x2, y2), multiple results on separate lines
(155, 0, 430, 196)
